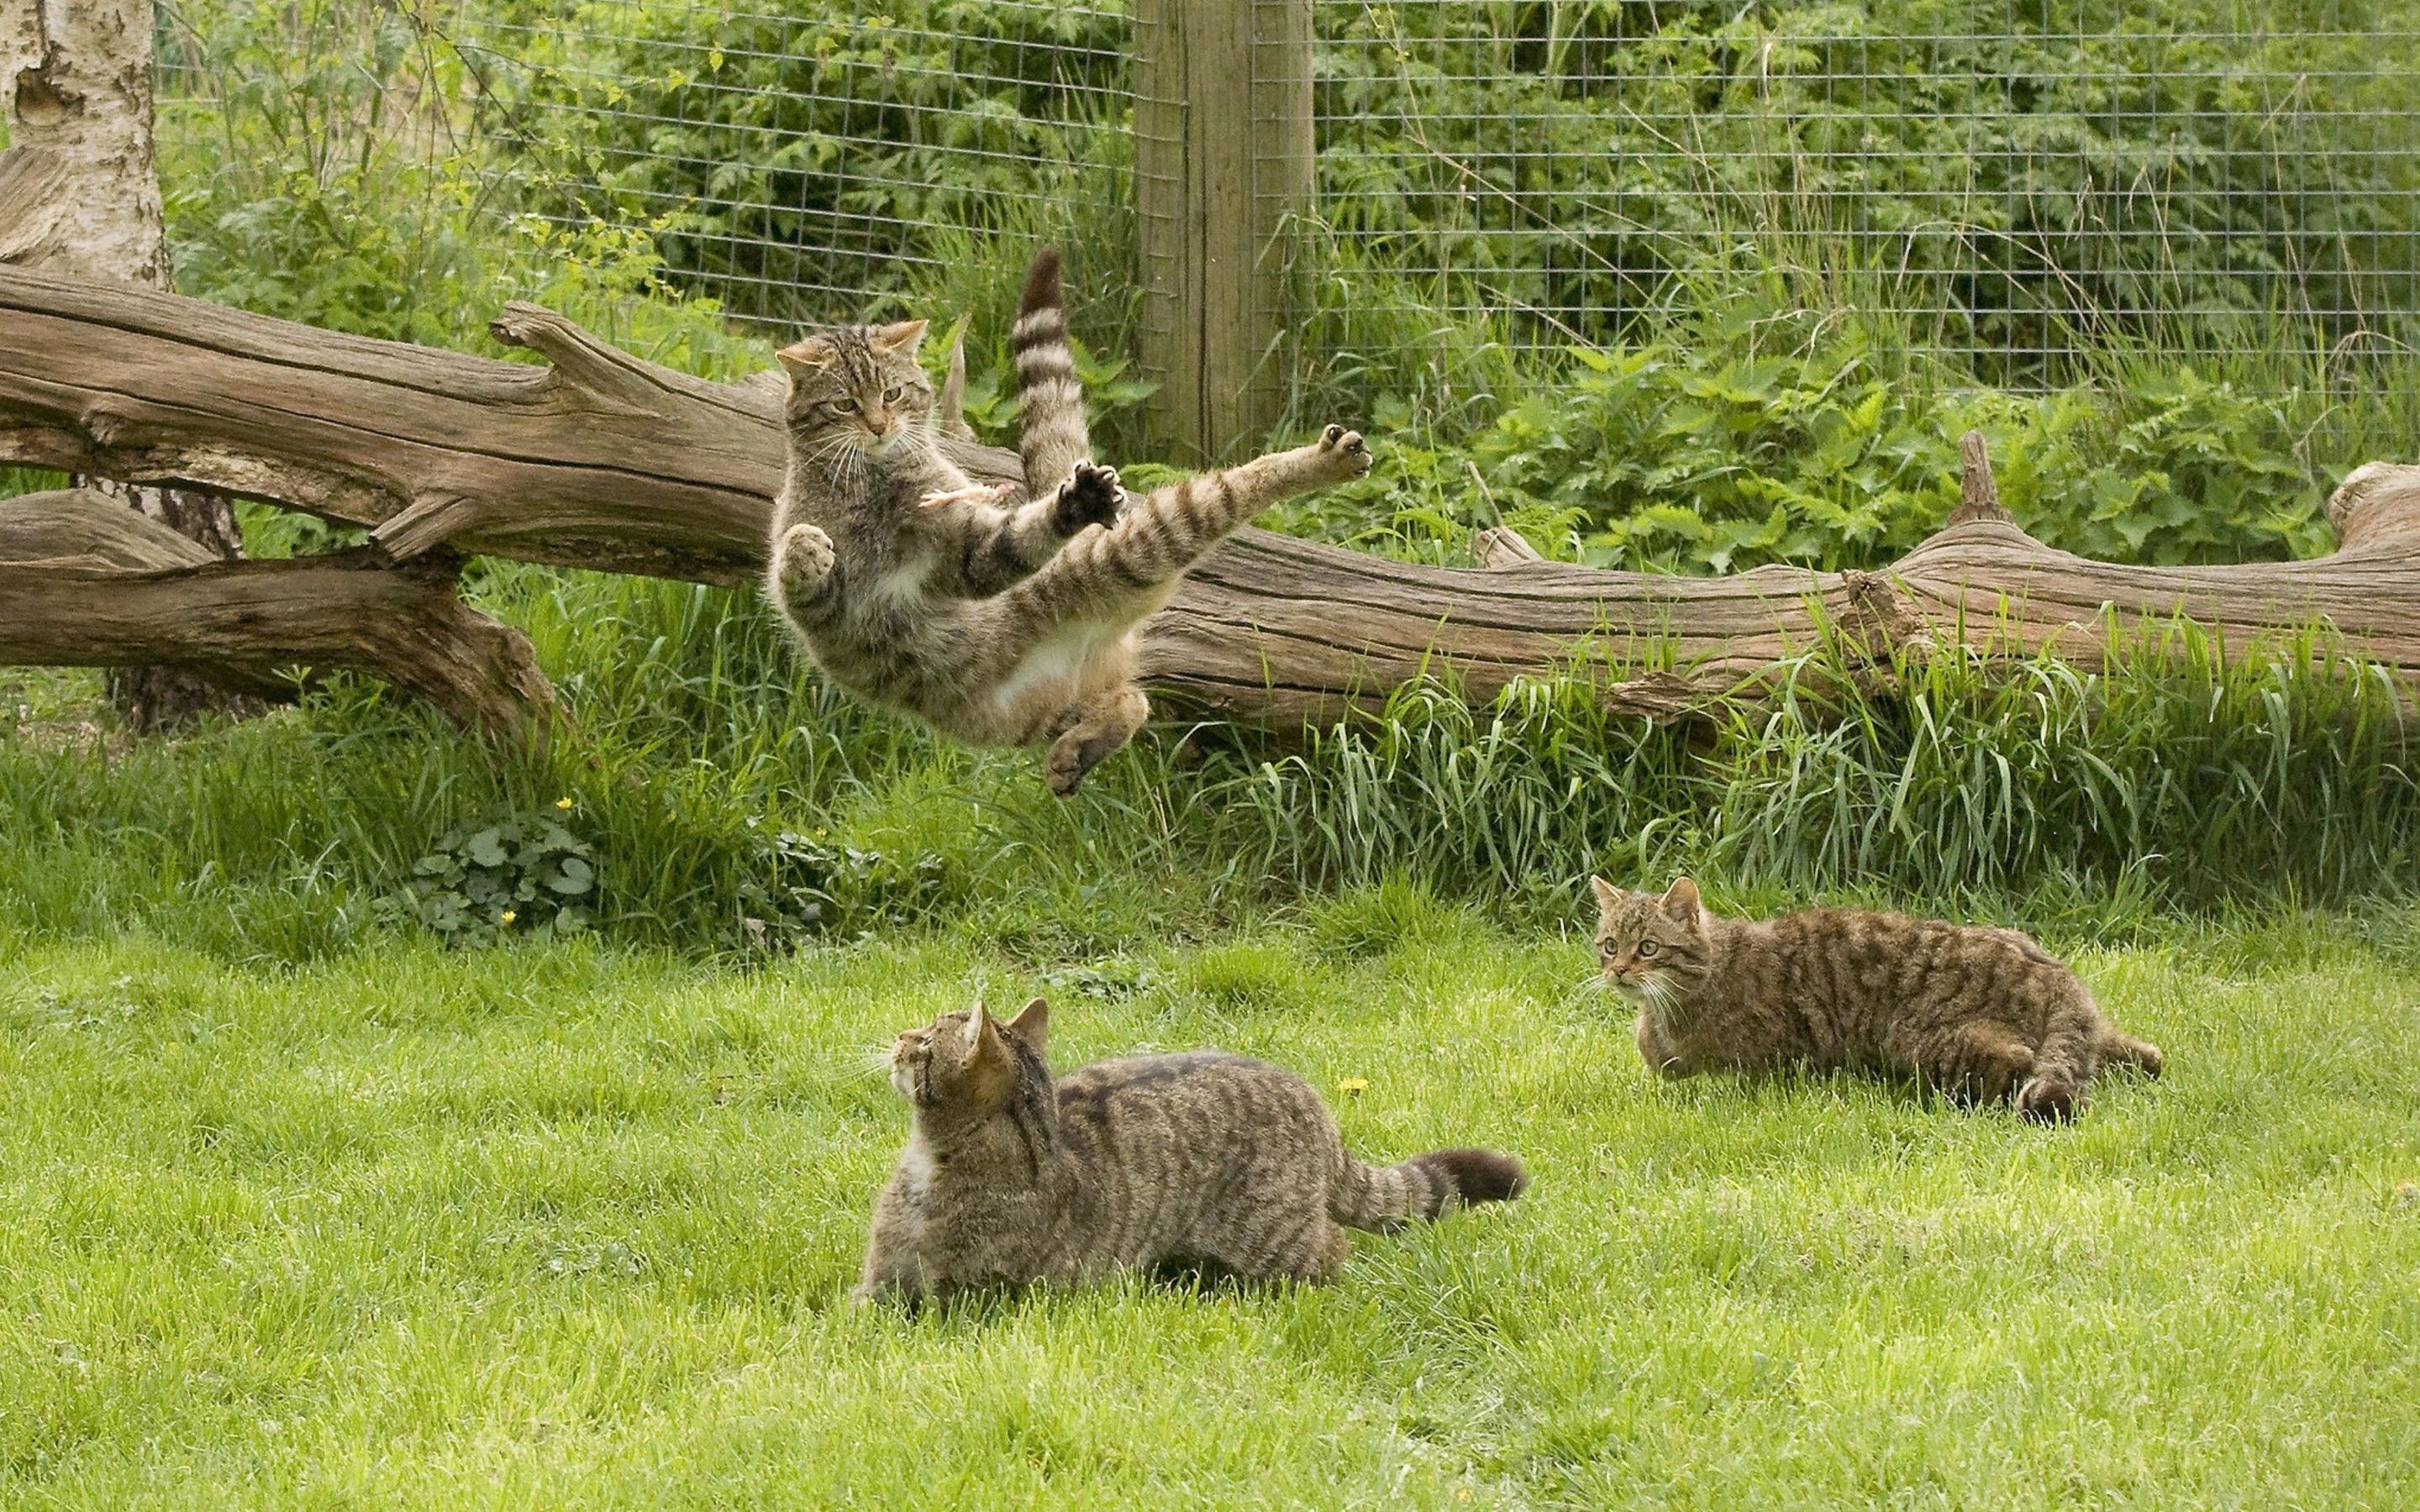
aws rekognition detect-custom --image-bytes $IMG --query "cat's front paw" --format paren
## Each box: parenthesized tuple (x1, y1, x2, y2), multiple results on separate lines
(775, 522, 836, 601)
(1305, 423, 1373, 483)
(1050, 460, 1123, 535)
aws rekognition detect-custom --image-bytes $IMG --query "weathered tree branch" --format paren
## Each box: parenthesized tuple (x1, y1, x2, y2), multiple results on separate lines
(0, 264, 2415, 732)
(0, 489, 558, 741)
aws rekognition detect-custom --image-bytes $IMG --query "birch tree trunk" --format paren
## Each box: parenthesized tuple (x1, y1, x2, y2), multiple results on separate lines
(2, 0, 254, 727)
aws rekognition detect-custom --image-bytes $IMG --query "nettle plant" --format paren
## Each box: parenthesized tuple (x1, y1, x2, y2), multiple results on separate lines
(734, 822, 953, 950)
(385, 806, 597, 946)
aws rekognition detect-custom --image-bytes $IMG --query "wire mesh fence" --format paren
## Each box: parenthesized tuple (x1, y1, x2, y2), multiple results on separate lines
(448, 1, 1134, 328)
(1306, 0, 2420, 390)
(161, 1, 2420, 397)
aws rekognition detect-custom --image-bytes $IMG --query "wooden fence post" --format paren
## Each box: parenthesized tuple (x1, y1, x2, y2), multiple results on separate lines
(1134, 0, 1314, 462)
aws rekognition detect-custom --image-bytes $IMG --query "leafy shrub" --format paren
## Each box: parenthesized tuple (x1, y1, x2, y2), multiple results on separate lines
(382, 805, 597, 945)
(464, 0, 1134, 327)
(1307, 0, 2420, 382)
(734, 824, 954, 948)
(1297, 288, 2344, 574)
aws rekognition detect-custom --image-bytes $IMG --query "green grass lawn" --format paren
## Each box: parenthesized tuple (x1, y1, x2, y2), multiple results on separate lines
(4, 902, 2414, 1507)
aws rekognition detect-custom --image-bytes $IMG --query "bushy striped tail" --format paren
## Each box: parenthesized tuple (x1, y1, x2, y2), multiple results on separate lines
(1013, 247, 1090, 500)
(1329, 1147, 1528, 1233)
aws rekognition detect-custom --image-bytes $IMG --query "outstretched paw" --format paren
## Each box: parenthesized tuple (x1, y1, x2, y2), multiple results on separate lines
(1306, 423, 1373, 484)
(775, 522, 836, 601)
(1042, 722, 1128, 797)
(1044, 742, 1088, 798)
(1050, 459, 1124, 535)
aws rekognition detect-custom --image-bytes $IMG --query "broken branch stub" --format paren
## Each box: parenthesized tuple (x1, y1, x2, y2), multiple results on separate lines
(0, 490, 560, 743)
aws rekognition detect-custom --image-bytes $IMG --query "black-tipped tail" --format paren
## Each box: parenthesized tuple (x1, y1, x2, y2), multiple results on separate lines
(1331, 1146, 1528, 1231)
(1010, 246, 1087, 496)
(1018, 246, 1064, 325)
(1409, 1147, 1529, 1210)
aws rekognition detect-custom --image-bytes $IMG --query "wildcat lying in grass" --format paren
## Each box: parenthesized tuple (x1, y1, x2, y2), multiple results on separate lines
(1592, 877, 2163, 1121)
(857, 998, 1527, 1304)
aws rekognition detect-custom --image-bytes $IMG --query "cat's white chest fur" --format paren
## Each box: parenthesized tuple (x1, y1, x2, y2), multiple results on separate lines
(870, 556, 935, 602)
(991, 622, 1107, 712)
(895, 1136, 935, 1196)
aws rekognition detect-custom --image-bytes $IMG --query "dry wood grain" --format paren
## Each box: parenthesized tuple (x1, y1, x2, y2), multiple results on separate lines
(0, 489, 557, 739)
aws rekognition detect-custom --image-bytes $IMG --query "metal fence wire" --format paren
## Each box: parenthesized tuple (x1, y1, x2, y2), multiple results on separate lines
(450, 1, 1134, 323)
(190, 2, 2420, 393)
(1303, 0, 2420, 389)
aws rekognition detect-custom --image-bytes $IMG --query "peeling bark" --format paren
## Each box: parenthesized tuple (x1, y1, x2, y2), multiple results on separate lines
(3, 0, 254, 728)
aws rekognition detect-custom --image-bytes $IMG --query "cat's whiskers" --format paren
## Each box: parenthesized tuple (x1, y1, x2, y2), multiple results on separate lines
(1560, 972, 1616, 1012)
(856, 1041, 901, 1078)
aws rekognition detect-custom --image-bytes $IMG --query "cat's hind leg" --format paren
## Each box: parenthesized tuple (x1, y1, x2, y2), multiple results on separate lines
(1009, 425, 1373, 622)
(1287, 1222, 1352, 1286)
(1924, 1021, 2038, 1109)
(2016, 988, 2105, 1124)
(1220, 1215, 1349, 1287)
(1042, 682, 1150, 798)
(2096, 1025, 2164, 1079)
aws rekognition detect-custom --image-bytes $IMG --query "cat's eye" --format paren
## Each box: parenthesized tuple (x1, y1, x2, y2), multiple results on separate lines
(883, 385, 904, 403)
(1636, 940, 1660, 958)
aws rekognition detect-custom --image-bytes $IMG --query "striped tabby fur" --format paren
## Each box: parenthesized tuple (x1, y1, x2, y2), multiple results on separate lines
(857, 998, 1527, 1304)
(1594, 877, 2165, 1121)
(767, 248, 1372, 795)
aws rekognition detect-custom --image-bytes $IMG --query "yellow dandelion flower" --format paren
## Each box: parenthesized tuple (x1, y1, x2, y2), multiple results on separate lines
(555, 796, 574, 811)
(500, 910, 518, 926)
(1336, 1077, 1369, 1097)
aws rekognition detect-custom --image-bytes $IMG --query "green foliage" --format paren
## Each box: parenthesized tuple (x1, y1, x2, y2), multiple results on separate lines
(1159, 622, 2420, 916)
(44, 0, 2404, 965)
(1296, 287, 2362, 573)
(157, 0, 765, 370)
(734, 824, 955, 948)
(465, 0, 1134, 328)
(1306, 0, 2420, 384)
(381, 805, 597, 944)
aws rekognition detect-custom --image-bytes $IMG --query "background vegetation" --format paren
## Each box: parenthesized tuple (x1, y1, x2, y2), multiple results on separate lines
(5, 5, 2417, 1502)
(0, 1, 2383, 961)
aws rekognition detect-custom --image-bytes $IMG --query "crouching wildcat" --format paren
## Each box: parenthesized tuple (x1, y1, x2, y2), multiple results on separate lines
(858, 999, 1527, 1304)
(1592, 877, 2163, 1122)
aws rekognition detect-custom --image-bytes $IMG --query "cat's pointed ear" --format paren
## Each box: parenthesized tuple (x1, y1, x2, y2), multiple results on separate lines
(1660, 876, 1702, 926)
(960, 1001, 997, 1058)
(776, 335, 834, 376)
(870, 318, 929, 354)
(1003, 996, 1049, 1055)
(936, 322, 973, 439)
(1589, 875, 1620, 913)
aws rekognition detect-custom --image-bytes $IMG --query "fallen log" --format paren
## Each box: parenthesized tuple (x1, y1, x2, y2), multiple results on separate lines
(0, 489, 559, 740)
(0, 263, 2415, 730)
